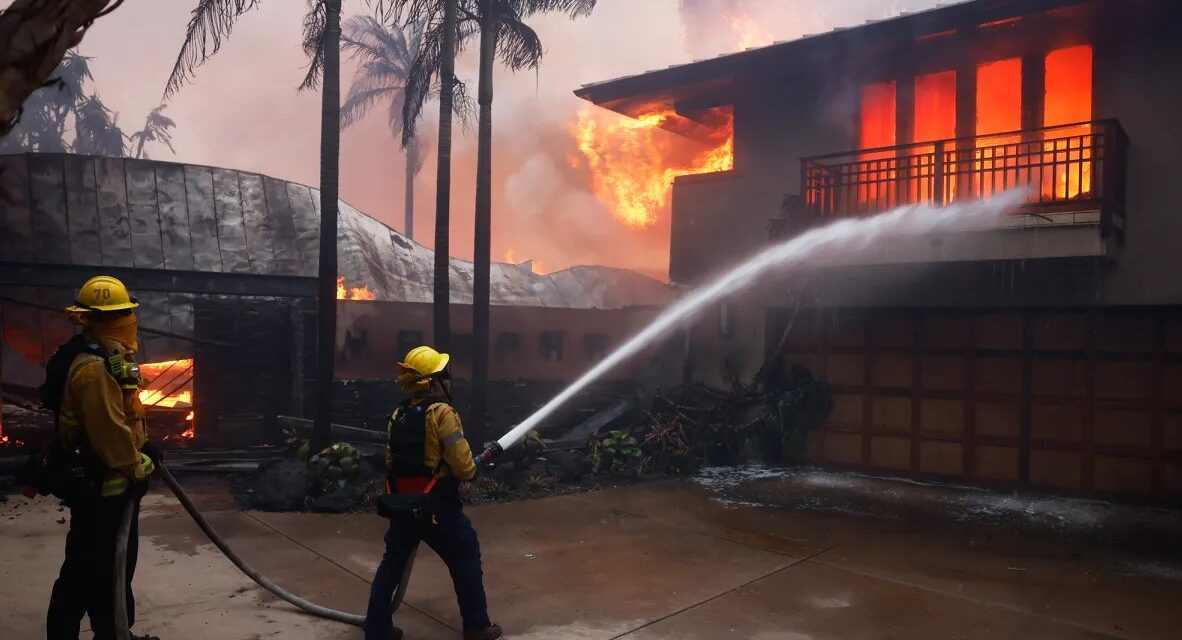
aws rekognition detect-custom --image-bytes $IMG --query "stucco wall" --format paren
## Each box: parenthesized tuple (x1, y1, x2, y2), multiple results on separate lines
(1093, 11, 1182, 304)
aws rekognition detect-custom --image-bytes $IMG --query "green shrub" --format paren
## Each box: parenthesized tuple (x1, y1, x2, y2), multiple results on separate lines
(593, 430, 642, 474)
(768, 365, 832, 458)
(308, 442, 364, 494)
(283, 426, 311, 462)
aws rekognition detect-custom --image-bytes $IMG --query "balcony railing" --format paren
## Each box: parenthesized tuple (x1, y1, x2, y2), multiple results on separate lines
(801, 119, 1127, 238)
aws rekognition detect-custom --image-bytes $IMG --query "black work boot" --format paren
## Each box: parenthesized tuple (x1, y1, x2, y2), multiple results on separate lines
(462, 624, 503, 640)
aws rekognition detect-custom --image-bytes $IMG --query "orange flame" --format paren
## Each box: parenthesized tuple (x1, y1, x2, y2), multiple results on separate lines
(138, 359, 193, 409)
(336, 277, 376, 301)
(722, 11, 774, 50)
(503, 249, 547, 275)
(575, 107, 733, 228)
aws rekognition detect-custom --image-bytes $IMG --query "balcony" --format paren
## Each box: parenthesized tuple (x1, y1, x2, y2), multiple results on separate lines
(799, 120, 1127, 244)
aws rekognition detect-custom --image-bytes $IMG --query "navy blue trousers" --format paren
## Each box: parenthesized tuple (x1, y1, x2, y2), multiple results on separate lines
(365, 497, 490, 638)
(47, 496, 139, 640)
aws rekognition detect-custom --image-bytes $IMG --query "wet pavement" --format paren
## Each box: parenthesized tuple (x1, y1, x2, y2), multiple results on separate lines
(2, 472, 1180, 639)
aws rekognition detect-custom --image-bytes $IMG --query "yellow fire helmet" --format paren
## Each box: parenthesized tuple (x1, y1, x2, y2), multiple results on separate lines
(65, 275, 139, 313)
(396, 345, 450, 388)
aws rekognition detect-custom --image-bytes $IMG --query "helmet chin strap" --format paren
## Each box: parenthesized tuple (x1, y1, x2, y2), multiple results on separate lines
(435, 367, 454, 404)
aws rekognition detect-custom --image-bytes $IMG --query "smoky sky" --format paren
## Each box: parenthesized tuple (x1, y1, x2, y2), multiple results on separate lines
(11, 0, 940, 278)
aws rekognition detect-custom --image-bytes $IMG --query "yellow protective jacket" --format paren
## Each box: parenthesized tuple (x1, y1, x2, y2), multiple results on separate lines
(58, 336, 151, 496)
(386, 397, 477, 482)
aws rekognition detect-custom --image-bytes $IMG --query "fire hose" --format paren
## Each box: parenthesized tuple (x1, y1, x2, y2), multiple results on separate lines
(110, 463, 418, 636)
(106, 444, 511, 635)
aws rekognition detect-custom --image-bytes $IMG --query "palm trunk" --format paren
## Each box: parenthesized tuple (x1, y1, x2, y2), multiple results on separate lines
(311, 0, 342, 454)
(471, 0, 495, 446)
(404, 140, 415, 240)
(432, 0, 458, 352)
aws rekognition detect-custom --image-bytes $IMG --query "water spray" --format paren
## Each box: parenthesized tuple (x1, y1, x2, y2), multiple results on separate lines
(478, 191, 1023, 461)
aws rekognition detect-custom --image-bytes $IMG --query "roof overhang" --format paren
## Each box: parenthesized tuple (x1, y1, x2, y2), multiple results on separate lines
(575, 0, 1105, 126)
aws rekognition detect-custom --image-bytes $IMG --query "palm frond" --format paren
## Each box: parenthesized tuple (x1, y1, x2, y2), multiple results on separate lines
(381, 0, 445, 25)
(299, 0, 328, 91)
(73, 94, 126, 156)
(493, 8, 543, 70)
(130, 103, 177, 158)
(512, 0, 596, 19)
(164, 0, 262, 100)
(341, 84, 401, 128)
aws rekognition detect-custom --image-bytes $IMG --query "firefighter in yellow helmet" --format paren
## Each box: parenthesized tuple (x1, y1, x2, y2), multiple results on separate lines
(364, 346, 501, 640)
(43, 276, 160, 640)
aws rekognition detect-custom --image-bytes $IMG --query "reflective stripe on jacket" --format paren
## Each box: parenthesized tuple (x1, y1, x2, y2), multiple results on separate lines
(385, 398, 477, 482)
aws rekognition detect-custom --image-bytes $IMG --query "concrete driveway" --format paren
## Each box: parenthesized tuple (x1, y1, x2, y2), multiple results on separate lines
(3, 475, 1179, 639)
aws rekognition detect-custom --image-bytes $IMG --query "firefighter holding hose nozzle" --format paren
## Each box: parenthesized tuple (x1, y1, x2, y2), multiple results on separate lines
(366, 345, 502, 640)
(35, 276, 160, 640)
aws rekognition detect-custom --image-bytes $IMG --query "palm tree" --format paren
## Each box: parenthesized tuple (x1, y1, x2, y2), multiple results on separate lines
(163, 0, 453, 452)
(0, 51, 126, 156)
(298, 0, 346, 455)
(386, 0, 465, 355)
(73, 93, 126, 156)
(467, 0, 596, 443)
(0, 0, 125, 139)
(128, 104, 176, 159)
(340, 16, 428, 240)
(164, 0, 357, 452)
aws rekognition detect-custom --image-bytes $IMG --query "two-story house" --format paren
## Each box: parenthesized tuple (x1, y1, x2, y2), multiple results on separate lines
(577, 0, 1182, 501)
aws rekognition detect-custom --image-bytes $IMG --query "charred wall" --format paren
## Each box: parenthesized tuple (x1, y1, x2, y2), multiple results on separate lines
(335, 300, 675, 383)
(193, 298, 310, 444)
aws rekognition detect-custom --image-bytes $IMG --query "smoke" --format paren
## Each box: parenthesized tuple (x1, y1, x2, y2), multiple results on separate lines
(51, 0, 942, 280)
(679, 0, 933, 57)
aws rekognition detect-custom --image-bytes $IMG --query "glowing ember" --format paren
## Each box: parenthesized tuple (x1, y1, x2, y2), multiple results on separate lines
(185, 411, 194, 421)
(180, 425, 195, 439)
(575, 107, 733, 228)
(336, 277, 376, 301)
(0, 434, 26, 447)
(722, 11, 775, 50)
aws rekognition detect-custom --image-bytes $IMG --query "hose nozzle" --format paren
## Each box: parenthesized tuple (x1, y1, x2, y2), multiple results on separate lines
(474, 442, 504, 467)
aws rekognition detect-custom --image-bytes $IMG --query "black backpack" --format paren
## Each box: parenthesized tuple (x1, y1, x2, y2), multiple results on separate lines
(24, 335, 109, 502)
(39, 334, 107, 415)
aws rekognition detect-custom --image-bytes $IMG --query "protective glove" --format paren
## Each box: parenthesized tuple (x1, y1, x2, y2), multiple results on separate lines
(139, 452, 156, 477)
(141, 441, 164, 468)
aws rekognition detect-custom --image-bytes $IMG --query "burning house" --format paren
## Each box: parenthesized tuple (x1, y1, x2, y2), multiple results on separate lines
(0, 153, 674, 445)
(577, 0, 1182, 501)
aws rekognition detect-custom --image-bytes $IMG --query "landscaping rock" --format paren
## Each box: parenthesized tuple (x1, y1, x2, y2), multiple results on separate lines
(311, 484, 366, 513)
(252, 459, 308, 511)
(545, 449, 590, 483)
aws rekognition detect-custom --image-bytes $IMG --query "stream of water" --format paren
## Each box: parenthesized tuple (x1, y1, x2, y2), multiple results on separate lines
(496, 191, 1026, 451)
